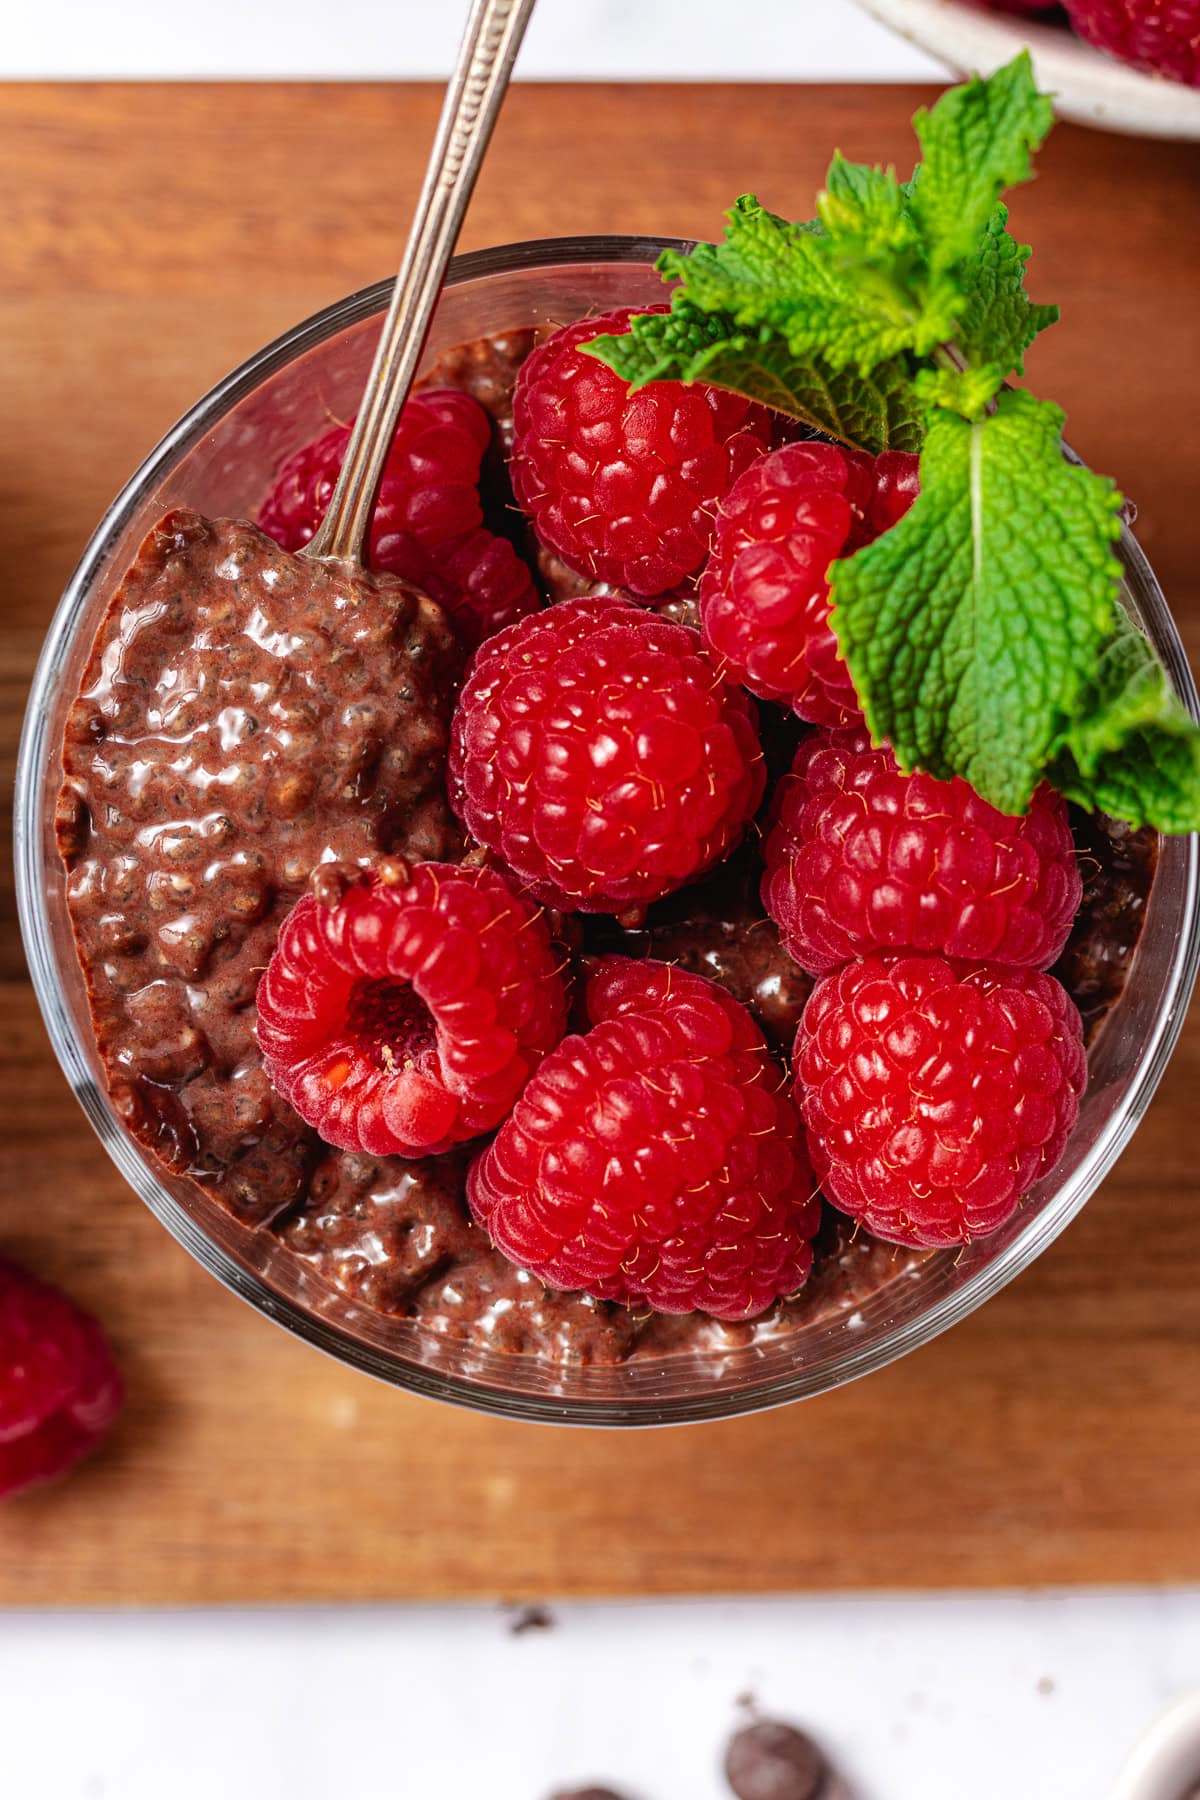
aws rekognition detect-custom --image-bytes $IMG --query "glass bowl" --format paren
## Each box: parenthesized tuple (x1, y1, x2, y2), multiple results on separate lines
(15, 236, 1200, 1426)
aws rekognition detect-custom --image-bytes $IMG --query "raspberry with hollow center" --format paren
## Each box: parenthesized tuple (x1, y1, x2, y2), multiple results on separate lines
(468, 958, 821, 1321)
(448, 596, 766, 914)
(796, 953, 1087, 1249)
(1062, 0, 1200, 84)
(255, 864, 569, 1157)
(509, 307, 773, 597)
(762, 726, 1082, 974)
(699, 444, 919, 726)
(0, 1259, 123, 1500)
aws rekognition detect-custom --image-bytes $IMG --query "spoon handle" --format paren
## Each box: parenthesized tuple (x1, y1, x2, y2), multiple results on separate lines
(303, 0, 536, 565)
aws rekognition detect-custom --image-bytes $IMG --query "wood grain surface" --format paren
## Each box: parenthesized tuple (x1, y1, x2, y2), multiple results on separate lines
(2, 83, 1198, 1605)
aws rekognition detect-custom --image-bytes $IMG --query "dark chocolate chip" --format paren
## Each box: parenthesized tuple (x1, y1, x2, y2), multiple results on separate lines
(724, 1719, 826, 1800)
(547, 1790, 630, 1800)
(509, 1603, 556, 1635)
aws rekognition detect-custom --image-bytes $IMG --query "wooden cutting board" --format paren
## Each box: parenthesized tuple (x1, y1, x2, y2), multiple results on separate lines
(2, 82, 1198, 1605)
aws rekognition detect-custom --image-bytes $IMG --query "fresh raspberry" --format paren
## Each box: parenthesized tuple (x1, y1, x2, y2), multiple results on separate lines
(258, 388, 491, 558)
(448, 597, 765, 914)
(258, 395, 539, 653)
(762, 727, 1082, 974)
(255, 863, 569, 1157)
(0, 1259, 122, 1499)
(1063, 0, 1200, 82)
(847, 446, 923, 546)
(796, 954, 1087, 1248)
(468, 959, 821, 1320)
(374, 526, 541, 654)
(699, 444, 919, 726)
(509, 307, 772, 597)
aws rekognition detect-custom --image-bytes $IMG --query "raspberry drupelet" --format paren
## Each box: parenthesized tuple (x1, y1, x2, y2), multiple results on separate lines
(448, 596, 766, 914)
(796, 954, 1087, 1248)
(0, 1259, 123, 1499)
(468, 959, 822, 1321)
(255, 864, 569, 1158)
(762, 726, 1082, 974)
(257, 391, 540, 652)
(699, 444, 919, 726)
(509, 307, 773, 597)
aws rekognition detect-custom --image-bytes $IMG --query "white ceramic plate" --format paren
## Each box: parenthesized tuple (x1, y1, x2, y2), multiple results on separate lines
(1108, 1689, 1200, 1799)
(852, 0, 1200, 137)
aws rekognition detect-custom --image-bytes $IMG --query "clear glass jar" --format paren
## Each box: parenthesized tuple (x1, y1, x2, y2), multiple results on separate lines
(15, 237, 1200, 1425)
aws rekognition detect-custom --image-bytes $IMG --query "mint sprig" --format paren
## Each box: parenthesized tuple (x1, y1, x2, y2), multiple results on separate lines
(584, 53, 1200, 835)
(831, 392, 1121, 815)
(1049, 613, 1200, 834)
(907, 52, 1054, 273)
(593, 298, 923, 455)
(956, 204, 1059, 373)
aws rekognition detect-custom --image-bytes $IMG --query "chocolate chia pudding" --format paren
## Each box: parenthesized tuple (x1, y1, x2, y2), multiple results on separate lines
(55, 325, 1159, 1370)
(56, 511, 460, 1229)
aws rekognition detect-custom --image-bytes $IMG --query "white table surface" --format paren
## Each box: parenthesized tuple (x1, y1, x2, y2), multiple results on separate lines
(5, 1590, 1198, 1799)
(4, 0, 946, 81)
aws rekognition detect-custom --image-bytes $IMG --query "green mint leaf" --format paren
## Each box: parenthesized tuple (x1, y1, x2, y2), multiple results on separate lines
(818, 152, 915, 258)
(586, 300, 924, 454)
(957, 205, 1058, 373)
(910, 51, 1055, 274)
(655, 194, 960, 374)
(1049, 610, 1200, 832)
(830, 389, 1122, 814)
(913, 362, 1006, 418)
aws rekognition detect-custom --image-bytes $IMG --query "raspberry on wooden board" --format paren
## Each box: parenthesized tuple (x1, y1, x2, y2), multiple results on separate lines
(0, 1260, 123, 1500)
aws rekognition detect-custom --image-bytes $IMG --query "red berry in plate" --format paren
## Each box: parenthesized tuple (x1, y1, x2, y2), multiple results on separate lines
(1063, 0, 1200, 82)
(0, 1259, 122, 1500)
(796, 954, 1087, 1248)
(255, 864, 569, 1157)
(762, 727, 1082, 974)
(257, 388, 491, 559)
(509, 307, 772, 597)
(469, 959, 820, 1320)
(377, 526, 542, 654)
(448, 596, 765, 913)
(699, 444, 919, 726)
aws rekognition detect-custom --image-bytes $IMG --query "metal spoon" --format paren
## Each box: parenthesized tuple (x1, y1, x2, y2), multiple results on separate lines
(303, 0, 536, 567)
